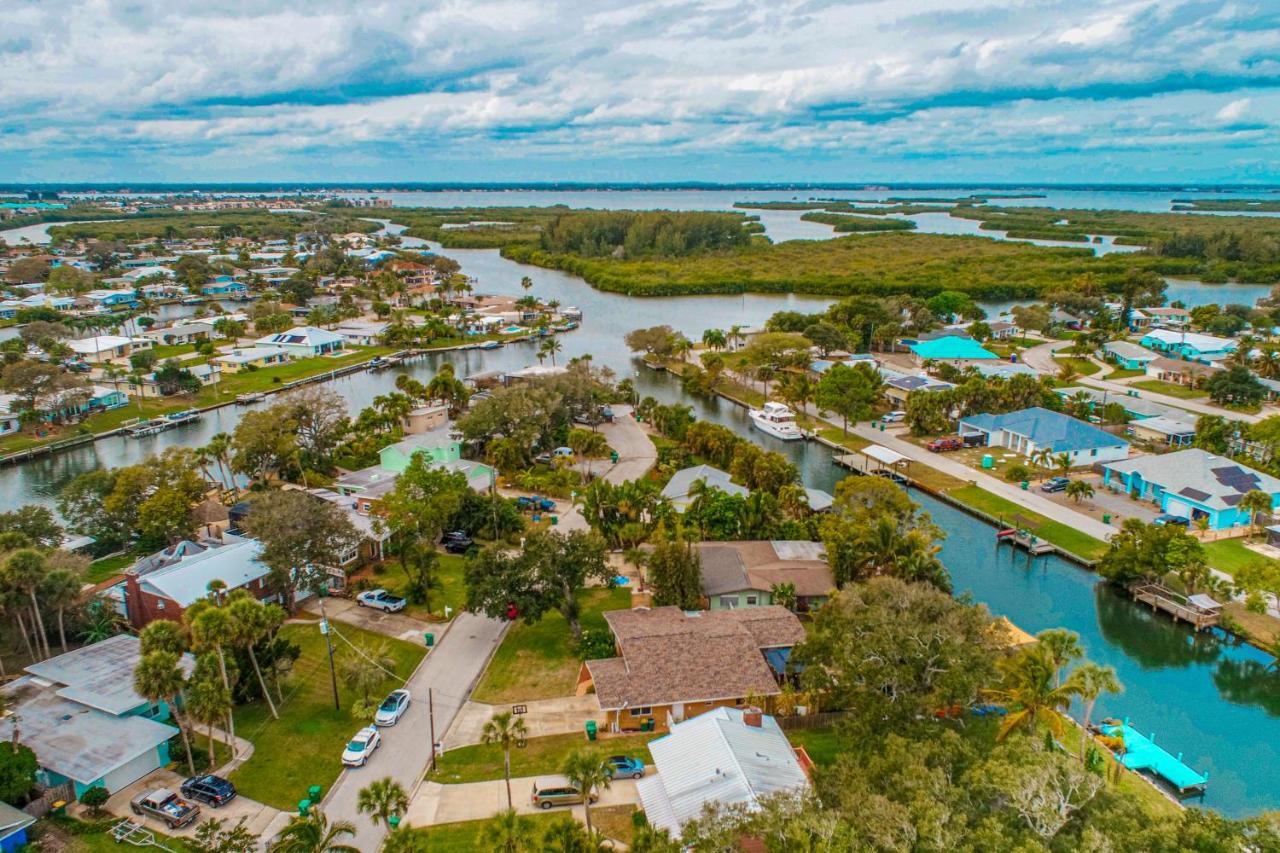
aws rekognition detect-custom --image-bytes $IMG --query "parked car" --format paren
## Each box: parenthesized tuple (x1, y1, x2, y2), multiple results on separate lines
(604, 755, 646, 779)
(516, 496, 557, 512)
(342, 726, 382, 766)
(881, 411, 906, 424)
(131, 788, 201, 829)
(374, 689, 411, 726)
(927, 437, 963, 453)
(180, 775, 237, 808)
(1040, 477, 1070, 493)
(441, 531, 474, 554)
(531, 782, 598, 810)
(1154, 514, 1191, 527)
(356, 589, 406, 613)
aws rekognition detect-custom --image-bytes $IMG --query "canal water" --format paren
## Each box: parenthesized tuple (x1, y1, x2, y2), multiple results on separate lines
(4, 196, 1280, 815)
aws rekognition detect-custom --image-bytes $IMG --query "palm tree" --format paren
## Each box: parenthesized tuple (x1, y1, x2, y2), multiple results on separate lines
(985, 645, 1080, 741)
(356, 776, 409, 828)
(701, 328, 726, 351)
(520, 276, 533, 293)
(560, 749, 611, 839)
(381, 826, 432, 853)
(1069, 663, 1122, 762)
(40, 569, 82, 653)
(140, 618, 188, 656)
(270, 807, 360, 853)
(1240, 489, 1273, 541)
(479, 809, 537, 853)
(186, 674, 232, 770)
(1036, 628, 1083, 688)
(1029, 446, 1054, 482)
(3, 550, 49, 660)
(727, 324, 745, 351)
(1053, 452, 1073, 480)
(482, 711, 529, 810)
(187, 603, 237, 739)
(134, 650, 196, 775)
(1065, 480, 1094, 505)
(228, 593, 284, 720)
(539, 337, 562, 366)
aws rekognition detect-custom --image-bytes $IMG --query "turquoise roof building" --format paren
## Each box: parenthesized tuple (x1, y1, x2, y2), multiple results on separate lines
(909, 335, 998, 361)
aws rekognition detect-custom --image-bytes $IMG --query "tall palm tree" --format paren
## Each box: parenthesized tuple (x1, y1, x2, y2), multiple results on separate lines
(479, 809, 537, 853)
(356, 777, 409, 828)
(1029, 446, 1054, 482)
(228, 593, 284, 719)
(381, 826, 432, 853)
(186, 674, 232, 770)
(1036, 628, 1083, 688)
(1070, 663, 1122, 762)
(140, 618, 188, 656)
(134, 650, 196, 775)
(40, 568, 82, 653)
(482, 711, 529, 810)
(539, 337, 562, 366)
(985, 645, 1080, 742)
(560, 749, 611, 839)
(3, 550, 49, 660)
(270, 807, 360, 853)
(1240, 489, 1273, 541)
(187, 603, 237, 739)
(520, 276, 533, 293)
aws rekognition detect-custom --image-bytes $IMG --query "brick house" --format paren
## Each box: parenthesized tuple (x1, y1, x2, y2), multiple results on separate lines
(117, 534, 274, 628)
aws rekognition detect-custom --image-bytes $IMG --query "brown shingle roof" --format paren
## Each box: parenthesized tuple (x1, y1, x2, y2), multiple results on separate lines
(587, 606, 804, 711)
(696, 542, 834, 598)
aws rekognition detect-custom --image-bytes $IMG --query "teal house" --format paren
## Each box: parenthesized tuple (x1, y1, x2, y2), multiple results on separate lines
(336, 427, 497, 509)
(909, 334, 998, 363)
(1102, 449, 1280, 530)
(0, 636, 194, 795)
(380, 430, 464, 471)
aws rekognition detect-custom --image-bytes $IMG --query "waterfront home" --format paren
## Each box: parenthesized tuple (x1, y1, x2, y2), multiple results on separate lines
(134, 362, 221, 395)
(579, 606, 806, 733)
(1145, 356, 1220, 386)
(214, 345, 290, 373)
(1140, 329, 1237, 362)
(1102, 449, 1280, 529)
(136, 281, 187, 299)
(878, 367, 955, 406)
(972, 361, 1038, 380)
(959, 407, 1129, 467)
(637, 706, 810, 838)
(333, 320, 390, 346)
(80, 288, 139, 311)
(67, 335, 151, 363)
(908, 334, 998, 365)
(699, 540, 833, 612)
(0, 636, 193, 796)
(255, 326, 344, 358)
(335, 427, 497, 508)
(1145, 306, 1192, 327)
(1127, 416, 1197, 447)
(1102, 340, 1159, 370)
(202, 275, 248, 297)
(987, 320, 1021, 340)
(142, 320, 214, 346)
(662, 464, 748, 511)
(251, 265, 301, 284)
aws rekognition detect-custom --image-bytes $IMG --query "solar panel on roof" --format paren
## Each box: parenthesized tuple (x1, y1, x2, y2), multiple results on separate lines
(1223, 493, 1245, 507)
(1179, 487, 1211, 501)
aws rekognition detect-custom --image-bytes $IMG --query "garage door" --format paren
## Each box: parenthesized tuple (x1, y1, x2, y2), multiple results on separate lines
(101, 748, 162, 794)
(1163, 499, 1193, 520)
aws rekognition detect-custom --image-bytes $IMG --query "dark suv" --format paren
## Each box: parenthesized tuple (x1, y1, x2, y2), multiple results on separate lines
(441, 531, 474, 554)
(180, 775, 237, 808)
(1040, 477, 1070, 493)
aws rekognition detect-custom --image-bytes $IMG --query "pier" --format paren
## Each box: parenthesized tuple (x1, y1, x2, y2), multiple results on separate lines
(1099, 720, 1208, 795)
(996, 527, 1055, 555)
(1131, 583, 1222, 631)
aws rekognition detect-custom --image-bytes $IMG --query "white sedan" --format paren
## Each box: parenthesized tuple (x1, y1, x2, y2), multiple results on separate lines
(374, 689, 411, 726)
(356, 589, 406, 613)
(342, 726, 382, 766)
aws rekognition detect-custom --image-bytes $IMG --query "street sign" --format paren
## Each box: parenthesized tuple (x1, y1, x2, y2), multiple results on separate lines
(512, 704, 527, 715)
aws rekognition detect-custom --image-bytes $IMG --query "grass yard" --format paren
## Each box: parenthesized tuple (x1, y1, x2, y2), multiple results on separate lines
(35, 817, 195, 853)
(1223, 601, 1280, 647)
(1052, 356, 1101, 376)
(428, 732, 655, 784)
(412, 814, 561, 852)
(947, 485, 1109, 561)
(1204, 538, 1273, 576)
(787, 726, 841, 767)
(1130, 379, 1206, 399)
(149, 342, 199, 359)
(357, 554, 468, 622)
(229, 620, 426, 810)
(472, 586, 632, 704)
(592, 805, 638, 845)
(1106, 367, 1146, 380)
(85, 553, 134, 584)
(816, 426, 870, 452)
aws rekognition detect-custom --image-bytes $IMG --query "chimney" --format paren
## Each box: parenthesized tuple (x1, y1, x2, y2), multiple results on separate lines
(743, 708, 763, 728)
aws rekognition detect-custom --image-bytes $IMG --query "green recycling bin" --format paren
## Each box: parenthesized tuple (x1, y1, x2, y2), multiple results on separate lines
(298, 799, 311, 816)
(1103, 513, 1111, 524)
(585, 720, 598, 741)
(551, 515, 559, 526)
(610, 451, 619, 463)
(308, 785, 322, 802)
(1021, 481, 1029, 490)
(425, 632, 435, 647)
(389, 815, 401, 830)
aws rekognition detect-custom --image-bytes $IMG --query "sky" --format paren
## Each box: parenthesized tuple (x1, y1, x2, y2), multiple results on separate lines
(1, 0, 1278, 184)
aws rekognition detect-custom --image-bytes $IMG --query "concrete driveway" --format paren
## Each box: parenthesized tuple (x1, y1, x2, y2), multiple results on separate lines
(304, 596, 438, 644)
(406, 773, 641, 826)
(103, 768, 283, 839)
(447, 695, 601, 745)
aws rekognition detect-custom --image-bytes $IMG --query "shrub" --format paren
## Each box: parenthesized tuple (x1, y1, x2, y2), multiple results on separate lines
(79, 786, 110, 816)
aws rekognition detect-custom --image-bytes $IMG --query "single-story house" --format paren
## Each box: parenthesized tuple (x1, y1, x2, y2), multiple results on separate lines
(1050, 309, 1085, 330)
(661, 464, 749, 511)
(122, 266, 175, 282)
(987, 320, 1021, 340)
(255, 326, 344, 358)
(202, 276, 247, 297)
(878, 368, 954, 405)
(334, 320, 390, 347)
(81, 288, 139, 310)
(699, 541, 834, 612)
(637, 707, 810, 838)
(1054, 386, 1182, 421)
(142, 321, 214, 346)
(1146, 356, 1220, 386)
(1140, 329, 1237, 362)
(1145, 306, 1192, 327)
(0, 636, 194, 796)
(972, 361, 1039, 380)
(1127, 416, 1197, 447)
(214, 346, 290, 373)
(0, 801, 35, 853)
(908, 334, 998, 364)
(1102, 341, 1159, 370)
(135, 362, 221, 395)
(579, 606, 806, 732)
(959, 406, 1129, 467)
(1102, 449, 1280, 529)
(68, 335, 151, 363)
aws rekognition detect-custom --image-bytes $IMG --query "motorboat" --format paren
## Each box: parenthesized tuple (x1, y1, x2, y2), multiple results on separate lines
(748, 402, 803, 440)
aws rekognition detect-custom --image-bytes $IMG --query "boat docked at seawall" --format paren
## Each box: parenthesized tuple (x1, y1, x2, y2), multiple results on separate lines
(124, 409, 202, 437)
(749, 402, 803, 441)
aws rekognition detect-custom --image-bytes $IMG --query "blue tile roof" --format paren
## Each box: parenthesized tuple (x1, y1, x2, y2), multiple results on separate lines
(959, 407, 1128, 453)
(909, 335, 998, 360)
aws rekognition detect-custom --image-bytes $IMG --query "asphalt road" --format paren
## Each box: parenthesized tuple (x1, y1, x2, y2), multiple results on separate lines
(320, 611, 507, 849)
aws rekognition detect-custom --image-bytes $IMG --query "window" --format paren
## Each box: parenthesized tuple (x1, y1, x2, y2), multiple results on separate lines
(719, 596, 739, 609)
(156, 600, 165, 610)
(628, 707, 652, 717)
(746, 596, 758, 606)
(1090, 449, 1098, 457)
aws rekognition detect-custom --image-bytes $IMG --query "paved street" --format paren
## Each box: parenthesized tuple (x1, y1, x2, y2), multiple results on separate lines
(320, 612, 507, 850)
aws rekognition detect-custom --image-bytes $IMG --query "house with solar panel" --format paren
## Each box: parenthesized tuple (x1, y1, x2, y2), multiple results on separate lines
(253, 325, 344, 359)
(1102, 449, 1280, 529)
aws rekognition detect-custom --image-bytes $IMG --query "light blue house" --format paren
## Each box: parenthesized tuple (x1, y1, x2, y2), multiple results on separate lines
(0, 635, 194, 795)
(959, 406, 1129, 467)
(1102, 340, 1158, 370)
(1140, 329, 1237, 363)
(909, 335, 998, 363)
(1102, 449, 1280, 530)
(203, 275, 248, 297)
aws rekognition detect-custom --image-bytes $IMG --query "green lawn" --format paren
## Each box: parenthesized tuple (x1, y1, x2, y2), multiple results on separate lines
(360, 554, 468, 621)
(229, 620, 426, 810)
(1205, 538, 1273, 576)
(1130, 379, 1206, 399)
(1106, 367, 1146, 380)
(428, 731, 655, 784)
(150, 342, 199, 359)
(947, 485, 1109, 561)
(1052, 356, 1101, 376)
(816, 426, 870, 451)
(85, 553, 133, 584)
(787, 726, 841, 767)
(411, 814, 561, 852)
(472, 587, 632, 704)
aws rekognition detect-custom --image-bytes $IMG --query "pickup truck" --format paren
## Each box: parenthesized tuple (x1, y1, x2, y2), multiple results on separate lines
(356, 589, 407, 613)
(130, 788, 201, 829)
(926, 437, 963, 453)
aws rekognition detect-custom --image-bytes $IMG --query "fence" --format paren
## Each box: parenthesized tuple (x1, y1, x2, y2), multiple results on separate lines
(776, 710, 846, 731)
(24, 781, 74, 818)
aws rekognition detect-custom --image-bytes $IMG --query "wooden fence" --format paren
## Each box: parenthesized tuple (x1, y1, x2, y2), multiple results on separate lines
(776, 710, 846, 731)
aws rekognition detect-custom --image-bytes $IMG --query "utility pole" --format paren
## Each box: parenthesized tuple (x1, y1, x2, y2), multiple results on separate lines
(318, 597, 341, 711)
(428, 688, 437, 772)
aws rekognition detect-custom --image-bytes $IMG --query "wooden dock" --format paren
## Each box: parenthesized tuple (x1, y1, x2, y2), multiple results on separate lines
(1131, 583, 1221, 631)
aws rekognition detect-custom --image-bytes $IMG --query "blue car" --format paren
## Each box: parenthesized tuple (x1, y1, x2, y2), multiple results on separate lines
(604, 755, 645, 779)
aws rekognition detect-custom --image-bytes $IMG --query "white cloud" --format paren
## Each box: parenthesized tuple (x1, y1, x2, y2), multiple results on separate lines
(1216, 97, 1252, 122)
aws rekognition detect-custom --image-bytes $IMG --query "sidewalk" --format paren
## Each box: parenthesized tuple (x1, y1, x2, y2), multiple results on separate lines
(447, 695, 600, 746)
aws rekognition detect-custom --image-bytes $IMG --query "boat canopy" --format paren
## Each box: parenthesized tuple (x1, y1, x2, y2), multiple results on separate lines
(863, 444, 908, 466)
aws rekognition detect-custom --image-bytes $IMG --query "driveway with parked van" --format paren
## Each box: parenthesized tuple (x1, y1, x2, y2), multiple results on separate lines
(406, 773, 641, 826)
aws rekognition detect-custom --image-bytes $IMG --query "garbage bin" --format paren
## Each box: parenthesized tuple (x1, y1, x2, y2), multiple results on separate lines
(308, 785, 322, 802)
(610, 451, 619, 463)
(298, 799, 311, 816)
(981, 455, 993, 469)
(1021, 481, 1029, 490)
(585, 720, 597, 741)
(532, 513, 541, 523)
(424, 632, 435, 648)
(1102, 513, 1111, 524)
(550, 516, 558, 526)
(51, 800, 66, 818)
(389, 815, 401, 830)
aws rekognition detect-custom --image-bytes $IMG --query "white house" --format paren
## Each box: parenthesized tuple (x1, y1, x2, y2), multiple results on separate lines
(254, 326, 344, 358)
(68, 335, 152, 363)
(333, 320, 390, 347)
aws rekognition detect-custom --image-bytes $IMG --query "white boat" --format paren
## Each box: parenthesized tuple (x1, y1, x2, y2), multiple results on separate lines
(748, 402, 803, 441)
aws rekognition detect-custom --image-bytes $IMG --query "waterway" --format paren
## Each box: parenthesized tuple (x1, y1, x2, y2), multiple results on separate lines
(4, 195, 1280, 816)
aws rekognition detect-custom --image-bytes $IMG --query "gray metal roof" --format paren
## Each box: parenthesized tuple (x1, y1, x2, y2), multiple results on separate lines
(134, 536, 269, 609)
(1103, 340, 1158, 361)
(661, 465, 748, 508)
(24, 634, 195, 716)
(1104, 449, 1280, 511)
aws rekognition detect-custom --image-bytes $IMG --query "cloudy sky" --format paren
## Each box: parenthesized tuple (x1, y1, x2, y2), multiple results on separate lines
(2, 0, 1277, 183)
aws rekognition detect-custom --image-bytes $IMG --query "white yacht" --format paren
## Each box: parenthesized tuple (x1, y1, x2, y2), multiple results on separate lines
(749, 402, 803, 440)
